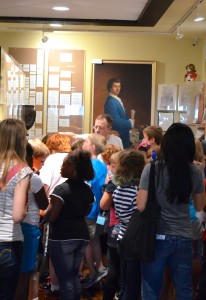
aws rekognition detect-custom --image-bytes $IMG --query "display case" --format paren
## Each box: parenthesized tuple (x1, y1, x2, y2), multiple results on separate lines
(0, 47, 26, 121)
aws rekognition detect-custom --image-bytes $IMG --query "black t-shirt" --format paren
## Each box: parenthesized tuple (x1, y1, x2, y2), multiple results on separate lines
(49, 178, 94, 240)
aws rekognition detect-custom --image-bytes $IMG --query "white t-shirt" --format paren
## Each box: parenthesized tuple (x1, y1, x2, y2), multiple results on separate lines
(107, 134, 123, 149)
(39, 152, 68, 196)
(23, 173, 43, 226)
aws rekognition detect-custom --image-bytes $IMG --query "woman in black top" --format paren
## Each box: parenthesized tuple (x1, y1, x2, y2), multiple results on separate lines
(43, 149, 94, 300)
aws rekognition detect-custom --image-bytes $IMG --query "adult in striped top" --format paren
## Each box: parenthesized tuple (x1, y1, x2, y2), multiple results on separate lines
(113, 149, 145, 300)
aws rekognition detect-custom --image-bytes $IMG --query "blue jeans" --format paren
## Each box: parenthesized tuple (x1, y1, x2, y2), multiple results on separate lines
(141, 235, 193, 300)
(118, 241, 141, 300)
(49, 239, 88, 300)
(0, 241, 23, 300)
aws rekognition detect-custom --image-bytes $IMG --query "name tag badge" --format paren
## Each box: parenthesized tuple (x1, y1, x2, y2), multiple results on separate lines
(156, 234, 166, 240)
(96, 215, 106, 225)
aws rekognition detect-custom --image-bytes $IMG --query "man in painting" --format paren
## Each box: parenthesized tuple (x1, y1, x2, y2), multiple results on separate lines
(104, 78, 135, 149)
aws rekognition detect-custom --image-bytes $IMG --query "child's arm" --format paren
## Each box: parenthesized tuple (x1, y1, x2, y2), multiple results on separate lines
(34, 186, 49, 210)
(13, 175, 30, 223)
(43, 195, 63, 223)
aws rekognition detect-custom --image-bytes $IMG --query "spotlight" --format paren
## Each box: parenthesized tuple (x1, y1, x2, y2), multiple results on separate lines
(42, 35, 49, 43)
(192, 37, 200, 46)
(176, 27, 184, 40)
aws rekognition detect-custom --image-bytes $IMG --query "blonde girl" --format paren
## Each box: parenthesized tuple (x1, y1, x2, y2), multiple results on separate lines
(0, 118, 32, 300)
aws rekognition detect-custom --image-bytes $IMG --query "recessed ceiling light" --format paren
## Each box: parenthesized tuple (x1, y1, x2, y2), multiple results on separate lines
(52, 6, 69, 11)
(49, 23, 63, 27)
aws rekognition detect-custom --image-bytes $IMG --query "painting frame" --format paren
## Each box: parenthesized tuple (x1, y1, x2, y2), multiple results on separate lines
(91, 59, 156, 132)
(158, 111, 174, 131)
(157, 84, 177, 111)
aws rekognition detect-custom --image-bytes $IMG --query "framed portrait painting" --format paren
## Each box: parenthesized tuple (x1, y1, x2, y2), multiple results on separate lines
(91, 60, 156, 132)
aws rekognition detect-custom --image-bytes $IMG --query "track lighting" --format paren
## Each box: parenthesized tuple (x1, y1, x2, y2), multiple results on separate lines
(176, 27, 184, 40)
(42, 32, 49, 43)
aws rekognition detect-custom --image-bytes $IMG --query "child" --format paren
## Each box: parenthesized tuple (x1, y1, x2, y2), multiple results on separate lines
(43, 149, 95, 299)
(143, 125, 163, 161)
(100, 151, 122, 300)
(0, 119, 32, 300)
(28, 138, 50, 172)
(15, 143, 49, 300)
(136, 140, 152, 164)
(82, 133, 108, 288)
(113, 150, 145, 299)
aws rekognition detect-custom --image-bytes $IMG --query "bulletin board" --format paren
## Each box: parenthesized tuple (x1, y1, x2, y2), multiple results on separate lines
(47, 49, 85, 134)
(9, 48, 85, 136)
(9, 48, 45, 137)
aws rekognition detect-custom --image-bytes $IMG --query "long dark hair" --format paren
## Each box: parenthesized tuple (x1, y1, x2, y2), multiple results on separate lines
(159, 123, 195, 204)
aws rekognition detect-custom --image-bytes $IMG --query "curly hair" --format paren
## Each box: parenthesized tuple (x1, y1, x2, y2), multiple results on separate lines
(46, 133, 71, 153)
(113, 150, 145, 187)
(101, 144, 122, 165)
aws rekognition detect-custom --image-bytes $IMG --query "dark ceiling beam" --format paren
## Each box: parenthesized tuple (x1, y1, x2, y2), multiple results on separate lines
(0, 0, 174, 27)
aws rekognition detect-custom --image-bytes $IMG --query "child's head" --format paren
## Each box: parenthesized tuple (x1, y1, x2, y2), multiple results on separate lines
(143, 126, 164, 148)
(0, 118, 27, 163)
(113, 150, 145, 187)
(28, 138, 50, 170)
(60, 149, 94, 181)
(109, 151, 121, 174)
(46, 133, 71, 153)
(83, 133, 106, 156)
(137, 140, 152, 164)
(101, 144, 122, 165)
(71, 138, 85, 151)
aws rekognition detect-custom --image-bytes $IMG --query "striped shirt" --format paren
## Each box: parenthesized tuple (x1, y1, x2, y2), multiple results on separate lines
(113, 185, 138, 240)
(0, 163, 32, 242)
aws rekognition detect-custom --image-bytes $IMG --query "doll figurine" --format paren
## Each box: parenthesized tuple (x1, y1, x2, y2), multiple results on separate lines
(184, 64, 197, 81)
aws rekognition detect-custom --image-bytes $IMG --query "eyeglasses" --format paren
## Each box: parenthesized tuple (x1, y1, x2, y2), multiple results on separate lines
(93, 126, 107, 131)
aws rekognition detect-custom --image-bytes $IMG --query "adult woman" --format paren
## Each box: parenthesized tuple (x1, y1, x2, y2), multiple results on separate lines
(0, 118, 32, 300)
(43, 149, 95, 300)
(137, 123, 205, 300)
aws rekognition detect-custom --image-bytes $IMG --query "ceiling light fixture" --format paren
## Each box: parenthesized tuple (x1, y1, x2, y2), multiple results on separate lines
(176, 26, 184, 40)
(194, 1, 204, 22)
(42, 32, 49, 43)
(52, 6, 69, 11)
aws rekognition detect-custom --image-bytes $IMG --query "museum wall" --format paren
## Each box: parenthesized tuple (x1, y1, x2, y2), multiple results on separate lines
(0, 30, 204, 132)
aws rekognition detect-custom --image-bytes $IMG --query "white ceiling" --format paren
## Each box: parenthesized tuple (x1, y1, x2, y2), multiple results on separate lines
(0, 0, 205, 38)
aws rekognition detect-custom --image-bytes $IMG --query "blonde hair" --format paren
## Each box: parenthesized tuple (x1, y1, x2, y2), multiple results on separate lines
(0, 118, 27, 189)
(46, 133, 71, 153)
(88, 133, 106, 155)
(109, 151, 121, 164)
(28, 138, 50, 158)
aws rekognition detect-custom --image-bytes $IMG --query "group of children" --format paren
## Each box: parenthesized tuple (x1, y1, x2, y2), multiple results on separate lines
(1, 118, 206, 300)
